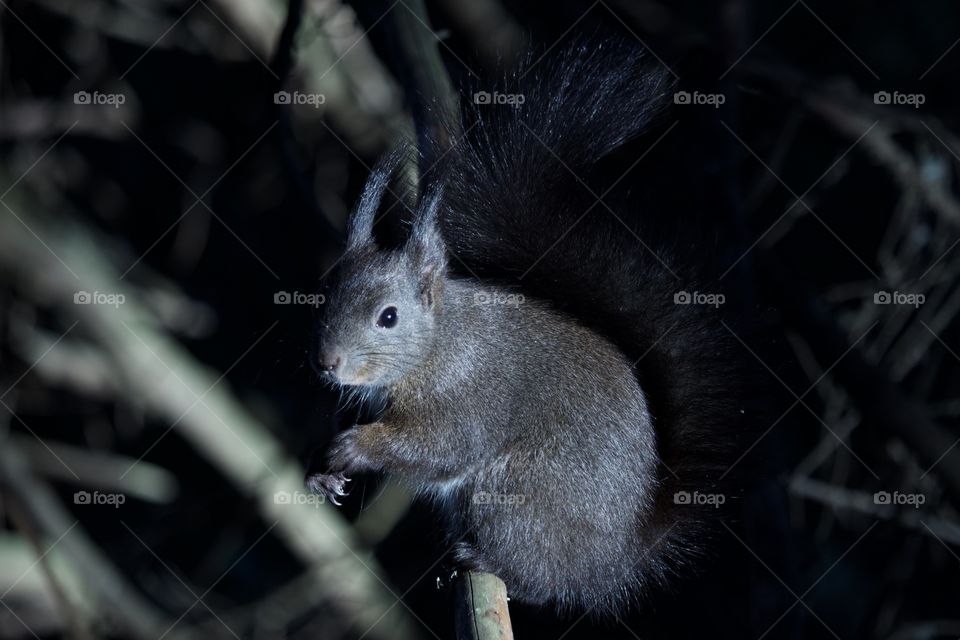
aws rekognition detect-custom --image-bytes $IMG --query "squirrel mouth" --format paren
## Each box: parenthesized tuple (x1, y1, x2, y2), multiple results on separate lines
(332, 364, 377, 387)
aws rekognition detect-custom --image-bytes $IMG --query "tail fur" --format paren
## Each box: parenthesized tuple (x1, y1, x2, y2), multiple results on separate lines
(431, 38, 750, 595)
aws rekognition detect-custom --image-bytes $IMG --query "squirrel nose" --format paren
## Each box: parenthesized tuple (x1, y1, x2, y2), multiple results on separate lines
(319, 355, 341, 373)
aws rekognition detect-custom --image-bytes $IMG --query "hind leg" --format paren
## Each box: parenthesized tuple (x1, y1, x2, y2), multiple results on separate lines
(452, 541, 497, 573)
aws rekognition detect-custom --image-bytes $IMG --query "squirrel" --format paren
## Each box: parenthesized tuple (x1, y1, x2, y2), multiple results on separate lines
(307, 39, 751, 615)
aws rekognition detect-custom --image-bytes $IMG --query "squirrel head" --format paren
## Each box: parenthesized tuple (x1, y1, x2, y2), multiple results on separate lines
(316, 159, 447, 388)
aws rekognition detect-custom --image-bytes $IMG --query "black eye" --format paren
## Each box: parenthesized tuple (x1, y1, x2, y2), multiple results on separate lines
(377, 306, 398, 328)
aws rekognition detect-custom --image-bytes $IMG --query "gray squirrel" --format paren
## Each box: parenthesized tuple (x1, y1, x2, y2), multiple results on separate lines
(308, 40, 749, 614)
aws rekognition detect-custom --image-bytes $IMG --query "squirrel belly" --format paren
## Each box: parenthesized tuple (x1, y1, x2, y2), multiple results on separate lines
(396, 278, 661, 611)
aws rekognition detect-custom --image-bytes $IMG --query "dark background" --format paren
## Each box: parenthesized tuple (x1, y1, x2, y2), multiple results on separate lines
(1, 0, 959, 638)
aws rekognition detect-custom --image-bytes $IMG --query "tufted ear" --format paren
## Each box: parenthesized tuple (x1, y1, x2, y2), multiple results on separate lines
(346, 147, 407, 251)
(407, 184, 447, 308)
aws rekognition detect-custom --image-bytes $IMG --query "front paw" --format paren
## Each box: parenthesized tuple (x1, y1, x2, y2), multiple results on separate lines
(305, 471, 351, 506)
(453, 541, 494, 573)
(326, 428, 367, 470)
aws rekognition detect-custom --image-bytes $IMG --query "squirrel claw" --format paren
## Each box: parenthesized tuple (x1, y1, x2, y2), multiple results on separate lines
(305, 471, 351, 506)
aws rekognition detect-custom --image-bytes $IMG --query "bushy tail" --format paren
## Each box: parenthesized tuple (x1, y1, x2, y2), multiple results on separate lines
(433, 38, 750, 593)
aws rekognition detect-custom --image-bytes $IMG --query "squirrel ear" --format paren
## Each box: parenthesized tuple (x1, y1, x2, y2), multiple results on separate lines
(346, 147, 406, 251)
(409, 184, 447, 308)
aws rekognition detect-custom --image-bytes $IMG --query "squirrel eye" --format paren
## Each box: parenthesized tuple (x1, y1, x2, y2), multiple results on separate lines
(377, 306, 398, 328)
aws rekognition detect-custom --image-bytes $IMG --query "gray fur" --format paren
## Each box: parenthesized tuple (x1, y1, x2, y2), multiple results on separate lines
(314, 192, 660, 614)
(309, 38, 748, 616)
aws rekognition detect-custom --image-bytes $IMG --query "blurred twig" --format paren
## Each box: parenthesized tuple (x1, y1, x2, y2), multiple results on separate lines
(196, 0, 406, 153)
(434, 0, 526, 70)
(385, 0, 462, 181)
(790, 476, 960, 545)
(0, 434, 180, 639)
(11, 434, 179, 504)
(0, 182, 424, 640)
(806, 92, 960, 225)
(761, 258, 960, 508)
(4, 470, 95, 640)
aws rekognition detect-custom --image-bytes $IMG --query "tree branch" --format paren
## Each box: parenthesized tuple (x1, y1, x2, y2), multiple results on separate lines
(453, 571, 513, 640)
